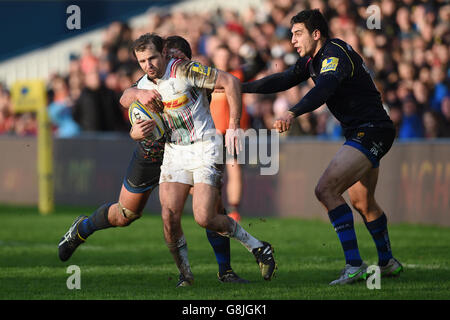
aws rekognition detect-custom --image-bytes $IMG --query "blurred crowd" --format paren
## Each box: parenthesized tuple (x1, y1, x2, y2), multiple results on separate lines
(0, 0, 449, 139)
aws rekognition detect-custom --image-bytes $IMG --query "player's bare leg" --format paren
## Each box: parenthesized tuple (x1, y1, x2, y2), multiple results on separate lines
(108, 184, 153, 226)
(226, 160, 243, 222)
(193, 183, 277, 280)
(192, 183, 232, 232)
(348, 168, 403, 277)
(58, 185, 151, 262)
(314, 145, 372, 211)
(192, 185, 250, 283)
(160, 182, 193, 286)
(314, 145, 372, 284)
(348, 167, 382, 223)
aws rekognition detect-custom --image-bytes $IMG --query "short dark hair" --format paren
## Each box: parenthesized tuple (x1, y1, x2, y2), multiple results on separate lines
(164, 35, 192, 59)
(290, 9, 329, 39)
(131, 33, 164, 58)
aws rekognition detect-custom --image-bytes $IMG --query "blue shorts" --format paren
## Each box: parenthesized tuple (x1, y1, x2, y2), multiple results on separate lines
(123, 149, 162, 194)
(343, 124, 396, 168)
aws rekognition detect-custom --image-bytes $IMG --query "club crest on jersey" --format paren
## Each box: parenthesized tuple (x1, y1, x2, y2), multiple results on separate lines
(192, 63, 211, 76)
(320, 57, 339, 73)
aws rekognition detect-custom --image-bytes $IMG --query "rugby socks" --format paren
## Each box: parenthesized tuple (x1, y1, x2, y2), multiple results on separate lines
(328, 204, 363, 267)
(206, 229, 232, 275)
(167, 235, 193, 280)
(77, 203, 114, 240)
(226, 217, 263, 252)
(364, 213, 393, 267)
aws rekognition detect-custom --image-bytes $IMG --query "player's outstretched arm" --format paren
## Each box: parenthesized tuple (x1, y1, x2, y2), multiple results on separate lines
(242, 56, 312, 94)
(273, 73, 340, 133)
(289, 73, 339, 117)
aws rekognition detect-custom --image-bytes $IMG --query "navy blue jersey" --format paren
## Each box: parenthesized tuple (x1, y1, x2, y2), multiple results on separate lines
(242, 38, 393, 132)
(303, 38, 391, 129)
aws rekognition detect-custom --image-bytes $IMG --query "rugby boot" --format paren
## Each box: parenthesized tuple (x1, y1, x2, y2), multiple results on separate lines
(252, 241, 277, 280)
(380, 258, 403, 277)
(176, 273, 194, 287)
(218, 270, 250, 283)
(58, 215, 87, 261)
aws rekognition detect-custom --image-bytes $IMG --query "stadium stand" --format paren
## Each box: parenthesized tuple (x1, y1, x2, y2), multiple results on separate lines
(0, 0, 449, 139)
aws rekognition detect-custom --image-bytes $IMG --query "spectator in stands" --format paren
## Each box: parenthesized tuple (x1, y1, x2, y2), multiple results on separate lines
(430, 66, 449, 113)
(80, 43, 99, 75)
(13, 113, 36, 137)
(73, 70, 128, 132)
(0, 85, 14, 134)
(423, 109, 445, 139)
(47, 75, 80, 138)
(388, 107, 403, 138)
(398, 96, 424, 139)
(1, 0, 449, 141)
(440, 96, 450, 137)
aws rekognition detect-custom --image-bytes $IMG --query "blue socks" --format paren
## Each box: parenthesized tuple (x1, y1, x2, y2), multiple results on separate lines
(329, 204, 394, 267)
(206, 229, 231, 275)
(78, 203, 114, 240)
(364, 213, 393, 267)
(328, 204, 363, 267)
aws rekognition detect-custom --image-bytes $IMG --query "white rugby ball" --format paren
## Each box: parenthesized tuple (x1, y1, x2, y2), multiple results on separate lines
(128, 100, 165, 140)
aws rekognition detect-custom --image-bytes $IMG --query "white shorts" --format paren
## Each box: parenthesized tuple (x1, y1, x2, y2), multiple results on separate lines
(159, 138, 223, 188)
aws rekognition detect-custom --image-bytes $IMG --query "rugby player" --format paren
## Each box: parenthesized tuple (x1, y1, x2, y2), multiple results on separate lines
(58, 36, 250, 285)
(129, 35, 250, 284)
(242, 9, 403, 285)
(117, 33, 276, 286)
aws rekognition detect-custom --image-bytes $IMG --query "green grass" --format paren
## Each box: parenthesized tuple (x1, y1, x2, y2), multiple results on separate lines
(0, 204, 449, 300)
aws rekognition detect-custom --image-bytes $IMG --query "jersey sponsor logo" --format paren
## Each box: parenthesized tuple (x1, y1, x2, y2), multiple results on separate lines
(163, 94, 189, 109)
(191, 62, 211, 76)
(320, 57, 339, 73)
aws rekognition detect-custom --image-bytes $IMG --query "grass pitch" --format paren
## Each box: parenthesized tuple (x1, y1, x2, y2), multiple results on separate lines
(0, 204, 449, 300)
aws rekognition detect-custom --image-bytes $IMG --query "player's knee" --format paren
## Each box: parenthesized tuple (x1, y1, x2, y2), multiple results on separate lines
(194, 214, 212, 229)
(351, 197, 379, 217)
(314, 182, 329, 203)
(161, 207, 181, 229)
(350, 198, 367, 214)
(116, 202, 142, 227)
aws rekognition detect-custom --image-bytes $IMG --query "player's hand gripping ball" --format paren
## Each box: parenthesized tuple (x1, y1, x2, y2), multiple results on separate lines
(128, 100, 165, 140)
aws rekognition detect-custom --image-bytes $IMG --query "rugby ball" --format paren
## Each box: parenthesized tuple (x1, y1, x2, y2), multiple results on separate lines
(128, 100, 165, 140)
